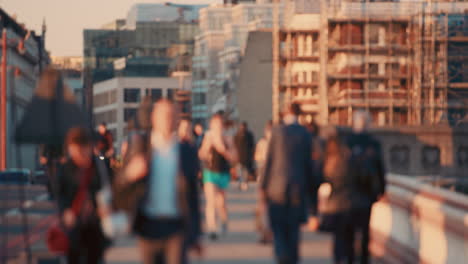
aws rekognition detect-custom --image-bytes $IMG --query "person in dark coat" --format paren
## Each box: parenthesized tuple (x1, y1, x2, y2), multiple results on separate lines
(95, 122, 114, 158)
(193, 123, 205, 150)
(56, 127, 108, 264)
(342, 111, 386, 264)
(122, 99, 202, 264)
(234, 121, 255, 190)
(260, 103, 317, 264)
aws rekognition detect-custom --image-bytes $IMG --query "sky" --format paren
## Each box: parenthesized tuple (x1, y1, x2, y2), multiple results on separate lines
(1, 0, 220, 57)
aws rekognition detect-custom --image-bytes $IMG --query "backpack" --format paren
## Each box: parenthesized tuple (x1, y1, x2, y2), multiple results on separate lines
(348, 137, 385, 203)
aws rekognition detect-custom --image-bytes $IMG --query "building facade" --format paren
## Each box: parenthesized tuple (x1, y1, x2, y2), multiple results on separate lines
(276, 0, 468, 127)
(0, 8, 49, 170)
(93, 75, 191, 149)
(84, 6, 201, 119)
(51, 56, 84, 107)
(192, 0, 283, 126)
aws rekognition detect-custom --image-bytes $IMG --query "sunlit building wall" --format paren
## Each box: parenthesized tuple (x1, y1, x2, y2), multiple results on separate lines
(0, 8, 49, 170)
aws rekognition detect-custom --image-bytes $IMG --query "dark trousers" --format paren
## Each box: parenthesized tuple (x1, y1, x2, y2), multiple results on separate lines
(67, 222, 105, 264)
(268, 202, 302, 264)
(138, 232, 186, 264)
(333, 207, 371, 264)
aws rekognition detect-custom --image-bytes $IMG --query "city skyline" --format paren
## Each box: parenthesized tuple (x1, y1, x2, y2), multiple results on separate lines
(1, 0, 220, 56)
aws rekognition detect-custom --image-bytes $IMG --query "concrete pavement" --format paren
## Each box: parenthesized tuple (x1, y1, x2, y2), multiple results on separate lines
(106, 184, 333, 264)
(0, 184, 55, 262)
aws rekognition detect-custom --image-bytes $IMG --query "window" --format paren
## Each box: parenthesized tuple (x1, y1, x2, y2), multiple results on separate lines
(311, 71, 319, 82)
(109, 90, 117, 104)
(151, 89, 163, 102)
(422, 146, 441, 169)
(387, 63, 400, 75)
(457, 146, 468, 168)
(167, 89, 176, 101)
(124, 88, 140, 103)
(200, 70, 207, 79)
(368, 80, 380, 90)
(369, 63, 379, 75)
(94, 110, 117, 124)
(390, 145, 410, 171)
(369, 24, 380, 45)
(124, 108, 137, 122)
(293, 73, 299, 84)
(193, 93, 206, 105)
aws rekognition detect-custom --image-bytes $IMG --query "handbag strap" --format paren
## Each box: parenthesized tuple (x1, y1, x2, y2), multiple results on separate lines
(70, 165, 94, 215)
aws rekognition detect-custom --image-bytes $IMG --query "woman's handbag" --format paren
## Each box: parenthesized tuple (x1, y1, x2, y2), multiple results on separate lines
(315, 183, 339, 233)
(47, 167, 93, 254)
(95, 157, 131, 239)
(46, 222, 70, 254)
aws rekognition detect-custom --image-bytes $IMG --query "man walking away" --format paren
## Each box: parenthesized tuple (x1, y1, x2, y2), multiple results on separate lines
(234, 122, 255, 191)
(261, 103, 317, 264)
(344, 110, 386, 264)
(123, 99, 202, 264)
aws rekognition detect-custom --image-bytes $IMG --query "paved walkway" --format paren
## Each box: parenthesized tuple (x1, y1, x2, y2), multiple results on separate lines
(106, 184, 333, 264)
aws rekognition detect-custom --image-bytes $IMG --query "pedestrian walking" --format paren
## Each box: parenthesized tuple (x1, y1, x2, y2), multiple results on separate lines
(260, 103, 318, 264)
(234, 122, 255, 190)
(95, 123, 114, 160)
(320, 132, 355, 264)
(255, 121, 273, 182)
(193, 123, 205, 150)
(254, 121, 273, 244)
(314, 111, 386, 264)
(178, 118, 194, 145)
(122, 99, 203, 264)
(343, 111, 386, 264)
(56, 127, 108, 264)
(199, 114, 238, 240)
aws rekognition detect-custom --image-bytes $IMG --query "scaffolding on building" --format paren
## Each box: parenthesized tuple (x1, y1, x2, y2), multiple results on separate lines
(275, 0, 468, 127)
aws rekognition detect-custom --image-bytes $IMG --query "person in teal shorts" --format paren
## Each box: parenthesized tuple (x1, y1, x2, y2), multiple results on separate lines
(199, 114, 237, 240)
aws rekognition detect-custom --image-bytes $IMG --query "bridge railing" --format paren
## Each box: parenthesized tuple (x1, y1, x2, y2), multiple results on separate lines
(370, 173, 468, 264)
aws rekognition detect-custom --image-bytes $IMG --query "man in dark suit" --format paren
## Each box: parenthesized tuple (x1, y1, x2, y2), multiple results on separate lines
(123, 99, 202, 264)
(260, 103, 317, 264)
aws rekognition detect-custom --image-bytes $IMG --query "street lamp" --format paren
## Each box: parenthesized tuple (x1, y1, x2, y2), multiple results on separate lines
(1, 26, 7, 171)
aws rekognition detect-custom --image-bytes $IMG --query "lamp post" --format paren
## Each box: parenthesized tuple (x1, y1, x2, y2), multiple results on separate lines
(1, 27, 7, 171)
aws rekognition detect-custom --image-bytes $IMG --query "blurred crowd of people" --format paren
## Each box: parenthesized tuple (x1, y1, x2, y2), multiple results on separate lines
(45, 94, 385, 264)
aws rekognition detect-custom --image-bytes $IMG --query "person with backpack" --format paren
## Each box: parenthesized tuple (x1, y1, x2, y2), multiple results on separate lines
(316, 112, 385, 264)
(343, 110, 386, 264)
(199, 114, 238, 240)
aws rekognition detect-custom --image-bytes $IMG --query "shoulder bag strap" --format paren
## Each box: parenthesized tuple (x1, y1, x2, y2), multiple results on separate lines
(70, 166, 94, 215)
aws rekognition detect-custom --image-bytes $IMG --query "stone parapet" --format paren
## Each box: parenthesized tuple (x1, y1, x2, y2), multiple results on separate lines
(370, 173, 468, 264)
